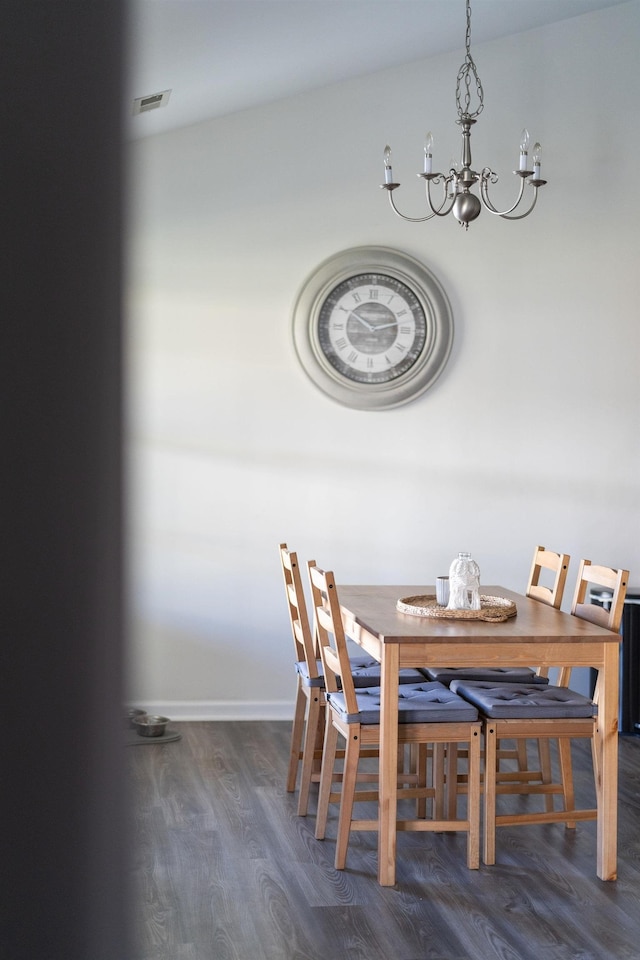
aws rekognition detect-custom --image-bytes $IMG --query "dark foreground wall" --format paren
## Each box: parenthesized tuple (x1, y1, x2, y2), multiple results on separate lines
(2, 3, 128, 957)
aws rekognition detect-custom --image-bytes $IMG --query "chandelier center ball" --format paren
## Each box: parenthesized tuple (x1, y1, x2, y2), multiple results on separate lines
(453, 192, 482, 224)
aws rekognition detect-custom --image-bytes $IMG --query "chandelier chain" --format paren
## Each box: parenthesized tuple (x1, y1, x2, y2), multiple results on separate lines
(455, 0, 484, 120)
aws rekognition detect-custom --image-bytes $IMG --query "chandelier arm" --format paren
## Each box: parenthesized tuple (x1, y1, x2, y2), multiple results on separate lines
(480, 172, 528, 216)
(425, 178, 457, 218)
(387, 189, 438, 223)
(493, 189, 539, 221)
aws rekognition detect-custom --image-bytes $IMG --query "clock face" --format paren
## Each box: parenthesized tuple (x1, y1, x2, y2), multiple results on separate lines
(317, 273, 427, 384)
(292, 246, 453, 410)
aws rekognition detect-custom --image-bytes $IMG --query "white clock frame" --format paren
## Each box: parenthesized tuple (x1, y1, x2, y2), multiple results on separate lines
(291, 246, 454, 410)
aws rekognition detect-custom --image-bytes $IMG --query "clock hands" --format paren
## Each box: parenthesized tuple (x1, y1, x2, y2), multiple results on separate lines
(369, 320, 399, 331)
(348, 310, 398, 333)
(347, 310, 375, 332)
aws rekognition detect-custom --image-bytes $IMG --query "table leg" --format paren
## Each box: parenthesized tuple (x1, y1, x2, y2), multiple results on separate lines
(596, 643, 619, 880)
(378, 644, 399, 886)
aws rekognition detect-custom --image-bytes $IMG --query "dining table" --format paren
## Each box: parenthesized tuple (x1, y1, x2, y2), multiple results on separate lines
(338, 583, 621, 886)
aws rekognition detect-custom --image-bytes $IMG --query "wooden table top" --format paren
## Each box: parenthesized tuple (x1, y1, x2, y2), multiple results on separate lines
(339, 584, 620, 645)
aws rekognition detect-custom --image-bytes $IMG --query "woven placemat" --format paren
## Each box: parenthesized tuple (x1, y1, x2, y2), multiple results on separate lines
(397, 594, 517, 622)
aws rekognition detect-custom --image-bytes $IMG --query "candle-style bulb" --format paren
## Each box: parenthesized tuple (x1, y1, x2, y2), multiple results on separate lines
(519, 128, 530, 170)
(423, 132, 433, 174)
(383, 144, 393, 184)
(532, 141, 542, 179)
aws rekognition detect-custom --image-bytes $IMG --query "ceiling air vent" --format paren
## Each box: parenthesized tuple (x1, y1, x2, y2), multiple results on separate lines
(132, 89, 171, 115)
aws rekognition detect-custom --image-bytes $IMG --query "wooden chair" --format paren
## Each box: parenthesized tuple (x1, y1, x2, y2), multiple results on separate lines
(279, 544, 419, 815)
(280, 543, 325, 816)
(498, 545, 571, 782)
(309, 563, 482, 872)
(452, 560, 628, 866)
(570, 559, 629, 790)
(429, 546, 570, 802)
(506, 557, 625, 842)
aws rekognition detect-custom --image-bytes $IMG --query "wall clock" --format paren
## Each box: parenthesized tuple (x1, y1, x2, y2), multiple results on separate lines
(291, 246, 453, 410)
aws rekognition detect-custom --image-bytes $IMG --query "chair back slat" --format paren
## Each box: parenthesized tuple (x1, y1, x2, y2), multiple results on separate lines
(571, 559, 629, 634)
(572, 602, 612, 630)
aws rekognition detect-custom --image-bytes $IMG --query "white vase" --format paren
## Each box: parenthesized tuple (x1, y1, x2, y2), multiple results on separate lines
(447, 552, 481, 610)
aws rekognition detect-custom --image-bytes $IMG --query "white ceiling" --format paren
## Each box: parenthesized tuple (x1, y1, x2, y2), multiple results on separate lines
(127, 0, 629, 138)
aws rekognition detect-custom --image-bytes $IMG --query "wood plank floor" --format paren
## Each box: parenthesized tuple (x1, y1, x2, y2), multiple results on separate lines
(129, 722, 640, 960)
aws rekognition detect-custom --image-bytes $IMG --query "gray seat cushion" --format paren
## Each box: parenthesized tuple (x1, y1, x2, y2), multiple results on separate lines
(449, 680, 597, 719)
(352, 662, 424, 687)
(421, 666, 547, 684)
(295, 659, 325, 688)
(296, 657, 423, 689)
(326, 681, 479, 725)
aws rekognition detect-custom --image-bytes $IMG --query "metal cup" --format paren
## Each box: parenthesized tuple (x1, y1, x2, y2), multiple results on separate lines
(436, 575, 450, 606)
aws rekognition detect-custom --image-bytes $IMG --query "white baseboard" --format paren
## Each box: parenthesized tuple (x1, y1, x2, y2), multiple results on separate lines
(129, 700, 294, 722)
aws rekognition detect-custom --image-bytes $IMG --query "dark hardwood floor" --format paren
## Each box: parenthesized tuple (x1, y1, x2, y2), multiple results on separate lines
(129, 722, 640, 960)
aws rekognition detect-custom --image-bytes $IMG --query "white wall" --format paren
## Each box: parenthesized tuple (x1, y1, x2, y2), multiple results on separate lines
(126, 2, 640, 718)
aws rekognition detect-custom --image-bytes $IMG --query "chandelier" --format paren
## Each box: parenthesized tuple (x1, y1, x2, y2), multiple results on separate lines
(380, 0, 547, 230)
